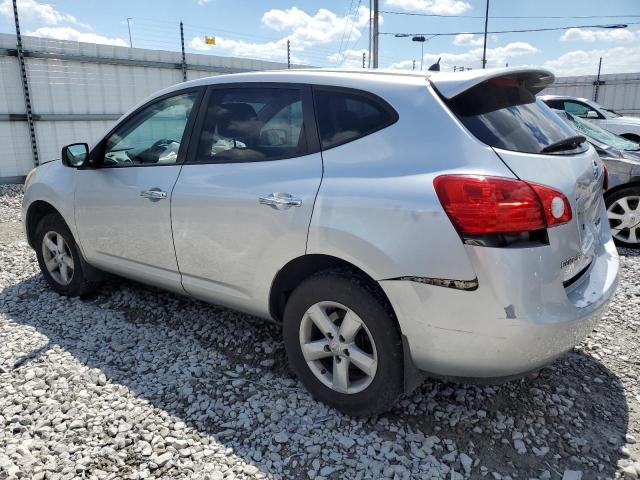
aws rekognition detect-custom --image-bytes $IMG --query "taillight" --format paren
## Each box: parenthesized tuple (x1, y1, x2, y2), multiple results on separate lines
(433, 175, 572, 235)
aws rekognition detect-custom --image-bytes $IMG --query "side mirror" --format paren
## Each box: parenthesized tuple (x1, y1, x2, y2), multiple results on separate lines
(586, 111, 599, 119)
(61, 143, 89, 167)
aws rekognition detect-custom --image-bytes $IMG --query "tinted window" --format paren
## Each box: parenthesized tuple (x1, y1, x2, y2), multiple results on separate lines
(447, 81, 587, 155)
(563, 100, 601, 119)
(104, 92, 197, 166)
(195, 88, 307, 163)
(314, 88, 397, 149)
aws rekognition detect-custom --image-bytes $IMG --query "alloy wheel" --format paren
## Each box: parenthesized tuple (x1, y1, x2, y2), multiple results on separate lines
(42, 231, 75, 285)
(299, 301, 378, 394)
(608, 195, 640, 244)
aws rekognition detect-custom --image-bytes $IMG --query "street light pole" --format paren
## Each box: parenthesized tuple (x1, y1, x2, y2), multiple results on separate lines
(412, 36, 426, 70)
(372, 0, 379, 68)
(126, 17, 133, 48)
(482, 0, 489, 68)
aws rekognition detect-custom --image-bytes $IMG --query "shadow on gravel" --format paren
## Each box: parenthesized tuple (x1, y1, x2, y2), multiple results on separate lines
(1, 273, 629, 478)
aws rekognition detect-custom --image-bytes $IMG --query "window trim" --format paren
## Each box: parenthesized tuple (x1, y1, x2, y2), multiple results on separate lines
(311, 85, 399, 151)
(86, 86, 205, 169)
(184, 82, 320, 165)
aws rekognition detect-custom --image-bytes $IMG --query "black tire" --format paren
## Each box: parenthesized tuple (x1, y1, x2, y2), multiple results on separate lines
(34, 213, 98, 296)
(283, 270, 404, 416)
(605, 186, 640, 248)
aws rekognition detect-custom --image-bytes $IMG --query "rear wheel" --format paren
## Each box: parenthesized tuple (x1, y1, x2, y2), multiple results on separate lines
(605, 186, 640, 248)
(35, 213, 98, 296)
(283, 271, 403, 416)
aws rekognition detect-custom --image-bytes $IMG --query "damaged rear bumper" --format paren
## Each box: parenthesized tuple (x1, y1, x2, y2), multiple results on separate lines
(379, 238, 619, 379)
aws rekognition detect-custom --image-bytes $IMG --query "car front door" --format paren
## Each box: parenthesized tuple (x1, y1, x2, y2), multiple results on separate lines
(75, 88, 202, 292)
(171, 83, 322, 317)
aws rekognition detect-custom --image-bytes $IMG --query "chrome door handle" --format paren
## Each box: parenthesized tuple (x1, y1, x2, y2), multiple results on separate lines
(140, 189, 167, 200)
(259, 193, 302, 209)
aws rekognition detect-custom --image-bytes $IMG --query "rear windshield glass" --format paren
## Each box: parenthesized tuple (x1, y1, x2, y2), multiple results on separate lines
(445, 80, 588, 155)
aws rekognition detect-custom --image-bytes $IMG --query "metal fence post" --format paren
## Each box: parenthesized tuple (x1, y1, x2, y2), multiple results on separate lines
(287, 40, 291, 69)
(180, 21, 187, 82)
(12, 0, 39, 167)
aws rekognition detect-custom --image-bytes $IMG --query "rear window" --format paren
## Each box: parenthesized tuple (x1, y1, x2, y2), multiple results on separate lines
(314, 88, 398, 149)
(446, 80, 588, 155)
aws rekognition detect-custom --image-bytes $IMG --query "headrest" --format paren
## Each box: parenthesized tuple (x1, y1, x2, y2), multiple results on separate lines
(217, 103, 259, 139)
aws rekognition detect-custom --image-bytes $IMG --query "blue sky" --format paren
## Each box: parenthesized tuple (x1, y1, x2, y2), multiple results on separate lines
(1, 0, 639, 75)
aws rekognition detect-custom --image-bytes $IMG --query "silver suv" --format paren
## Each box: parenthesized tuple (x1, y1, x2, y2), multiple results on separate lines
(22, 67, 620, 416)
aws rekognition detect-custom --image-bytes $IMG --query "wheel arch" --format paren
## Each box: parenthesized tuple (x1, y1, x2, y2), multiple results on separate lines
(269, 254, 394, 324)
(604, 179, 640, 201)
(619, 133, 640, 143)
(25, 200, 65, 248)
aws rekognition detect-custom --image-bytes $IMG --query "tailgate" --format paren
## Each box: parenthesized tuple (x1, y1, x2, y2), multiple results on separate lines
(432, 67, 607, 283)
(494, 147, 605, 282)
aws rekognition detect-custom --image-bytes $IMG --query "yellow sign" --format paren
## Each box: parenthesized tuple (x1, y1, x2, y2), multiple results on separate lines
(204, 36, 216, 45)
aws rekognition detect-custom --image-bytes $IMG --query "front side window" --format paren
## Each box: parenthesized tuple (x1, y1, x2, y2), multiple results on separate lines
(104, 91, 198, 167)
(195, 87, 307, 163)
(314, 88, 398, 149)
(563, 101, 601, 119)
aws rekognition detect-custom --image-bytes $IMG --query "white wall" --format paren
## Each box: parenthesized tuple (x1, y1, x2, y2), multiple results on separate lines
(0, 33, 293, 179)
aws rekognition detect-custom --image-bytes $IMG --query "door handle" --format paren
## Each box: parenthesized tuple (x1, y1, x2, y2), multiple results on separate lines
(259, 193, 302, 209)
(140, 189, 167, 200)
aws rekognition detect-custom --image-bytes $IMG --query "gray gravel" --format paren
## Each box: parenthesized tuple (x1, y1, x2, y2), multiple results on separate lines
(1, 185, 639, 480)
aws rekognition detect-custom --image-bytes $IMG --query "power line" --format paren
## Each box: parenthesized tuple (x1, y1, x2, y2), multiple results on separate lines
(380, 10, 640, 19)
(340, 0, 363, 65)
(384, 22, 640, 37)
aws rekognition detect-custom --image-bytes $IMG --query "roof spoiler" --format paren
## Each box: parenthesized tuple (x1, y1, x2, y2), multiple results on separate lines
(430, 67, 555, 99)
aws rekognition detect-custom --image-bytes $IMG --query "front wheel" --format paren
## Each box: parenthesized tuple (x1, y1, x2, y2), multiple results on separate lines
(35, 213, 98, 296)
(605, 187, 640, 248)
(283, 271, 404, 416)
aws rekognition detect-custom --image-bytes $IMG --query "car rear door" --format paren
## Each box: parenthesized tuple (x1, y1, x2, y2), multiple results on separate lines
(171, 83, 322, 317)
(75, 88, 202, 292)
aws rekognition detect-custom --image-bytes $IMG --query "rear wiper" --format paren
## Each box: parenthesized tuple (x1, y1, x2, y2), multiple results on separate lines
(540, 135, 586, 154)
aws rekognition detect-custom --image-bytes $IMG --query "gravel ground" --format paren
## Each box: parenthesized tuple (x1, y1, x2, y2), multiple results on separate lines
(1, 184, 639, 480)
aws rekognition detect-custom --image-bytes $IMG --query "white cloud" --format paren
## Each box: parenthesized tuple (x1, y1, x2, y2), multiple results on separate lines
(0, 0, 77, 25)
(191, 6, 376, 65)
(190, 36, 305, 63)
(328, 48, 368, 68)
(26, 26, 128, 47)
(560, 27, 636, 43)
(196, 0, 211, 4)
(542, 45, 640, 76)
(453, 33, 484, 47)
(389, 42, 538, 71)
(262, 6, 372, 47)
(384, 0, 471, 15)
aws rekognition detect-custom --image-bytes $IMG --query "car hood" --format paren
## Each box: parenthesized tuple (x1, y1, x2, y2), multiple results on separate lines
(607, 116, 640, 126)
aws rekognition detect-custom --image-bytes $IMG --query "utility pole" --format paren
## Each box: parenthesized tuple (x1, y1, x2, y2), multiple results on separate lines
(180, 21, 187, 82)
(481, 0, 489, 68)
(372, 0, 379, 68)
(12, 0, 38, 167)
(368, 0, 372, 68)
(362, 52, 366, 68)
(126, 17, 133, 48)
(412, 59, 416, 71)
(287, 40, 291, 69)
(593, 57, 603, 102)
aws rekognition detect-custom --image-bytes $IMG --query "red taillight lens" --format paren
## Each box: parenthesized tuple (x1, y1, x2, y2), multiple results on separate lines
(433, 175, 572, 235)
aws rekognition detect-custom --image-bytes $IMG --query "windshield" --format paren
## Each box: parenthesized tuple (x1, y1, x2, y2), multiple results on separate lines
(565, 111, 639, 151)
(446, 79, 588, 155)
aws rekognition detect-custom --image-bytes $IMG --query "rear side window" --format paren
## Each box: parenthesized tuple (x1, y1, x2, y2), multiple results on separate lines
(314, 88, 398, 149)
(446, 80, 588, 155)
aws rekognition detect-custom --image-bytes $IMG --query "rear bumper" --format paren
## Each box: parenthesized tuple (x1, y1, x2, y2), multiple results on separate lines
(380, 237, 619, 379)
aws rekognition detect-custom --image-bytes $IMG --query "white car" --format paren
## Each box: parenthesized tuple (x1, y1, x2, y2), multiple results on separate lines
(541, 95, 640, 143)
(22, 68, 619, 416)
